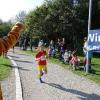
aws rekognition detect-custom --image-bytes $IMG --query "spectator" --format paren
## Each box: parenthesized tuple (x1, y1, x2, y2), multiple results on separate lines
(59, 46, 64, 60)
(48, 48, 52, 57)
(52, 47, 56, 57)
(69, 51, 80, 70)
(63, 49, 69, 63)
(38, 39, 43, 47)
(83, 37, 93, 72)
(48, 40, 54, 57)
(56, 38, 61, 53)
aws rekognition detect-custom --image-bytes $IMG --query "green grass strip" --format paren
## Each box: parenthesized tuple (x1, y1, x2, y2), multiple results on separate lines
(0, 56, 12, 80)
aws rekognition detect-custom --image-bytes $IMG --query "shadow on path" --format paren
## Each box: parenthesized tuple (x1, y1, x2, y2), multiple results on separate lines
(7, 55, 33, 64)
(1, 64, 30, 71)
(17, 53, 31, 56)
(44, 82, 100, 100)
(7, 55, 19, 58)
(13, 59, 33, 64)
(8, 51, 31, 56)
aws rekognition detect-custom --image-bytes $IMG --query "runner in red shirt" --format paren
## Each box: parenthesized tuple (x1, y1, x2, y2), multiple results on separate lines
(35, 44, 47, 83)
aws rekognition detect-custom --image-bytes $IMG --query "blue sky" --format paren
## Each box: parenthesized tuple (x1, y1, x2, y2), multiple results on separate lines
(0, 0, 44, 22)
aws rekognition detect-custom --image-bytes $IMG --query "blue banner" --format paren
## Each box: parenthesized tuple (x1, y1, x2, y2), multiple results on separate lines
(88, 29, 100, 52)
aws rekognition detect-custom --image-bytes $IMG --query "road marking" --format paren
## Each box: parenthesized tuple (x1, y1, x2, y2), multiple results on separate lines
(7, 56, 23, 100)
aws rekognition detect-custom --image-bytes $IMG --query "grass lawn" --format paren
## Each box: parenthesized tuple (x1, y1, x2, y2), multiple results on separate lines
(19, 49, 100, 84)
(85, 57, 100, 83)
(0, 56, 12, 80)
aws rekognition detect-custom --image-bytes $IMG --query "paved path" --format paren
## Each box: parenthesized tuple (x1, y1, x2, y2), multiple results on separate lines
(1, 48, 100, 100)
(1, 62, 16, 100)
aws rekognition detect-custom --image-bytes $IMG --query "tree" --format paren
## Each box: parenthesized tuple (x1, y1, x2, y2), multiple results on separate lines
(0, 22, 11, 38)
(15, 10, 26, 23)
(24, 0, 100, 50)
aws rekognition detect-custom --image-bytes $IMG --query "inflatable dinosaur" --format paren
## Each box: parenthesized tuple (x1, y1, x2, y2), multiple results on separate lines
(0, 22, 23, 100)
(0, 22, 23, 55)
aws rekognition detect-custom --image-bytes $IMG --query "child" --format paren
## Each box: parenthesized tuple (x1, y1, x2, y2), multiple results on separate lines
(69, 51, 80, 70)
(35, 44, 47, 83)
(63, 49, 69, 63)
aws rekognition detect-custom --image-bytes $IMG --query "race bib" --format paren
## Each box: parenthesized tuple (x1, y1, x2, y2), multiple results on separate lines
(40, 55, 46, 61)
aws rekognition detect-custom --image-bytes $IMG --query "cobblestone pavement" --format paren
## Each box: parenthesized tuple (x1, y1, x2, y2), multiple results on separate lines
(1, 48, 100, 100)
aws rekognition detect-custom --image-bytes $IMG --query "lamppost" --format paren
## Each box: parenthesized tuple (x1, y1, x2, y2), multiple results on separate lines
(86, 0, 92, 73)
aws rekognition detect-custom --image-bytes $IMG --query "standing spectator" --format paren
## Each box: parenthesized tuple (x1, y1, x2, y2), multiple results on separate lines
(61, 37, 66, 50)
(48, 40, 54, 57)
(56, 38, 61, 53)
(49, 40, 54, 50)
(38, 39, 43, 47)
(83, 37, 93, 72)
(83, 37, 87, 56)
(83, 37, 87, 69)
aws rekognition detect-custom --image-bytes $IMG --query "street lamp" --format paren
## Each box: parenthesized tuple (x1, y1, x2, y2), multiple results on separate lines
(86, 0, 92, 73)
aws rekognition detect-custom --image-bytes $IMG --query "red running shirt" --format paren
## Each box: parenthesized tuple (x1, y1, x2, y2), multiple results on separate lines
(36, 50, 47, 65)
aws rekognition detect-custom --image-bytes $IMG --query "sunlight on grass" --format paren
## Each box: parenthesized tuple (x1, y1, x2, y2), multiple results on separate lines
(92, 57, 100, 65)
(0, 56, 12, 80)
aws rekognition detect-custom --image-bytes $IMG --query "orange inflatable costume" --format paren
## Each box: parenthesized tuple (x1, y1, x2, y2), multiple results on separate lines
(0, 22, 23, 100)
(0, 22, 23, 55)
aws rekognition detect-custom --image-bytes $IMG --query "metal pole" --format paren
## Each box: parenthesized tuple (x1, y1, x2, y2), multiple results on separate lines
(88, 0, 92, 32)
(86, 0, 92, 73)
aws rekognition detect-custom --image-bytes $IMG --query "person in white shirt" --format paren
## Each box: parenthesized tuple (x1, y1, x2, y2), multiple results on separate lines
(83, 37, 93, 72)
(63, 50, 69, 63)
